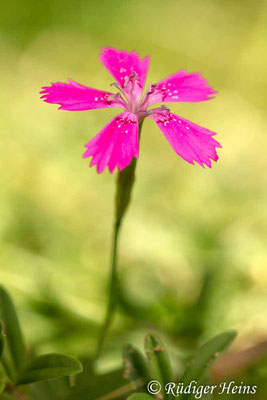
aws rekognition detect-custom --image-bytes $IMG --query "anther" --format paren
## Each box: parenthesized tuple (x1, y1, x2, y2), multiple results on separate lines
(159, 105, 170, 113)
(147, 84, 157, 94)
(110, 82, 121, 90)
(123, 71, 138, 88)
(110, 82, 127, 99)
(107, 93, 120, 101)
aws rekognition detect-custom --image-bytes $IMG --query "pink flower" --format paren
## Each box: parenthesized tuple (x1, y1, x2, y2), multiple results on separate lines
(40, 47, 221, 173)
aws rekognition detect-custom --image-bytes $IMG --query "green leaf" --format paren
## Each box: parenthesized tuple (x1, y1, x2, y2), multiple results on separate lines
(127, 393, 153, 400)
(0, 286, 26, 382)
(144, 333, 173, 399)
(123, 344, 150, 390)
(0, 383, 5, 394)
(180, 330, 237, 398)
(18, 353, 83, 385)
(66, 357, 127, 400)
(0, 357, 5, 394)
(0, 321, 5, 361)
(29, 376, 70, 400)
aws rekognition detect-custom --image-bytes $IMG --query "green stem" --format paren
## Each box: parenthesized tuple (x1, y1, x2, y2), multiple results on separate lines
(95, 120, 143, 359)
(94, 220, 121, 359)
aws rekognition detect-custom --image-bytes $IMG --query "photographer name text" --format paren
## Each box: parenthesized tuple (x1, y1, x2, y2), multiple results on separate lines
(147, 380, 257, 398)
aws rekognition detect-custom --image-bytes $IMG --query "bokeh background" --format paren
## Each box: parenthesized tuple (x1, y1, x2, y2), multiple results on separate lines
(1, 0, 267, 398)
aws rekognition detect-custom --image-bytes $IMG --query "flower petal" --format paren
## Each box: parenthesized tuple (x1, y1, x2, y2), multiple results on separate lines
(83, 112, 139, 173)
(143, 70, 216, 107)
(150, 110, 221, 168)
(99, 47, 149, 94)
(40, 79, 124, 110)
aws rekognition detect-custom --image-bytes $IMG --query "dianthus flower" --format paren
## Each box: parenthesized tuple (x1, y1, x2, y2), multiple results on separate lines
(41, 47, 221, 173)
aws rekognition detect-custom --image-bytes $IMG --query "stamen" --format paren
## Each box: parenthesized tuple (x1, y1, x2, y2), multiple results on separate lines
(121, 71, 139, 111)
(159, 105, 170, 112)
(107, 92, 127, 108)
(149, 105, 171, 117)
(110, 82, 127, 98)
(110, 82, 120, 89)
(129, 73, 138, 98)
(140, 83, 158, 109)
(147, 83, 157, 95)
(107, 92, 120, 100)
(137, 109, 153, 118)
(124, 71, 138, 88)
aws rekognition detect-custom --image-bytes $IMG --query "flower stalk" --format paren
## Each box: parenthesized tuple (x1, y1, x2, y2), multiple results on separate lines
(95, 121, 143, 359)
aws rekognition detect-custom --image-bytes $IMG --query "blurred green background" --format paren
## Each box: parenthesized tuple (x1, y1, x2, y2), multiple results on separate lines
(0, 0, 267, 398)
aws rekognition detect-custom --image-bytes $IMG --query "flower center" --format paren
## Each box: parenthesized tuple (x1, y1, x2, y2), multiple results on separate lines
(110, 72, 145, 114)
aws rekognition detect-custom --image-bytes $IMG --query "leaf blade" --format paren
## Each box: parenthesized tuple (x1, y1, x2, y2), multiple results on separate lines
(123, 344, 150, 390)
(0, 286, 26, 382)
(180, 330, 237, 399)
(18, 353, 83, 385)
(0, 321, 5, 361)
(144, 333, 173, 399)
